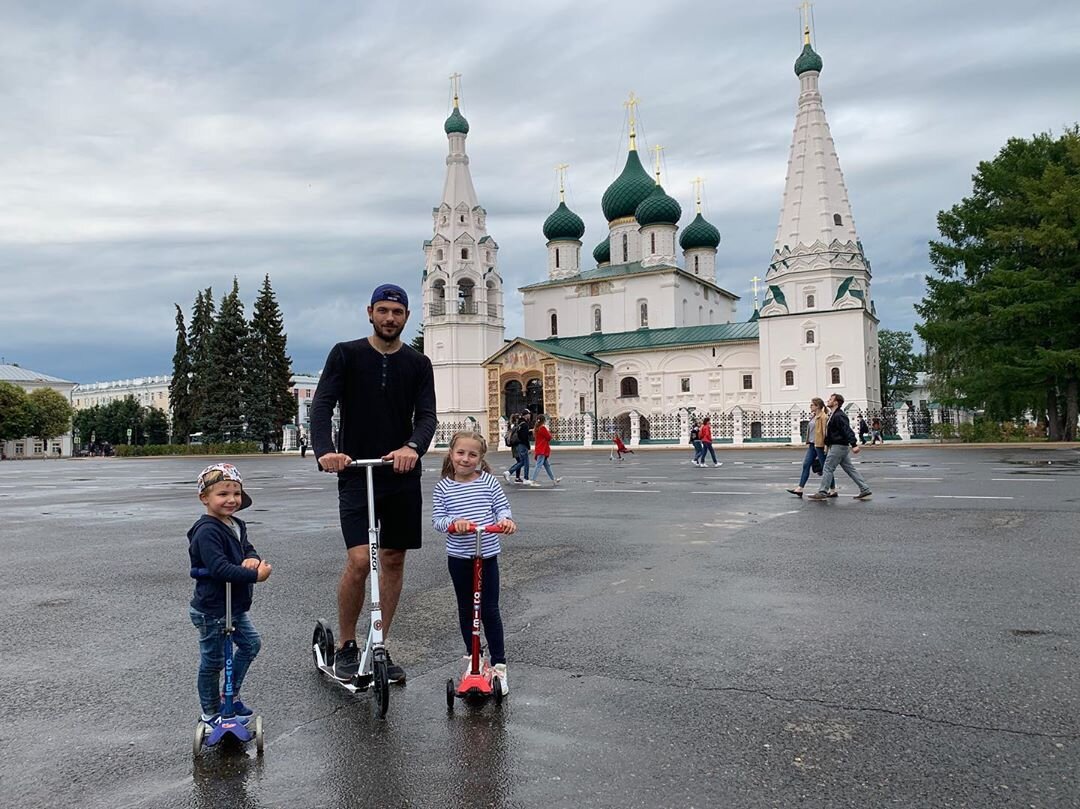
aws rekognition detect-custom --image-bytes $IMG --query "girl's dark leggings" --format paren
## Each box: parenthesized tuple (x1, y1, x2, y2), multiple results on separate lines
(448, 554, 505, 664)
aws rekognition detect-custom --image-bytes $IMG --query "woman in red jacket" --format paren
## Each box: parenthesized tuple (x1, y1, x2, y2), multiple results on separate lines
(697, 417, 720, 466)
(533, 415, 561, 485)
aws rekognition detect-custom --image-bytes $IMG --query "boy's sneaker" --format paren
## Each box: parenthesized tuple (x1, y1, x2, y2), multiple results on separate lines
(334, 640, 360, 680)
(493, 663, 509, 695)
(385, 650, 406, 684)
(200, 712, 220, 728)
(220, 697, 253, 723)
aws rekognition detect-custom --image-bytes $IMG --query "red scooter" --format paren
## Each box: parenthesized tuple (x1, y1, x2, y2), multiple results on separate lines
(446, 523, 506, 711)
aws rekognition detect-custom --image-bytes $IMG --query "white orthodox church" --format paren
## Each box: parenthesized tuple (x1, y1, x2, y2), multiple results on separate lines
(422, 23, 881, 445)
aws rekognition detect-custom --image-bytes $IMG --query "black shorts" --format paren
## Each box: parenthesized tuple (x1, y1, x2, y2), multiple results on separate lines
(338, 478, 422, 551)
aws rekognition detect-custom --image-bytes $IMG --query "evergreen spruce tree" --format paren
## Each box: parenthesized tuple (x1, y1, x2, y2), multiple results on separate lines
(199, 279, 249, 442)
(187, 288, 216, 434)
(246, 275, 296, 451)
(168, 304, 194, 443)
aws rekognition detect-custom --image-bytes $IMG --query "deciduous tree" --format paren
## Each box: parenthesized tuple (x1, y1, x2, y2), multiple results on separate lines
(0, 381, 31, 442)
(878, 330, 921, 407)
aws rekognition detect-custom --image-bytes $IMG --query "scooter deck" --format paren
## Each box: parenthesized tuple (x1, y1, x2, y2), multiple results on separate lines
(312, 645, 372, 694)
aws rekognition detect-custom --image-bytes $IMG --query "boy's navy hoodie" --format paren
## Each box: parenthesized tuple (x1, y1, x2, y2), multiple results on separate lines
(188, 515, 261, 617)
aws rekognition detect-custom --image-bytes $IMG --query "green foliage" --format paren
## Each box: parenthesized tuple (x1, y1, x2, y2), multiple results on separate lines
(144, 407, 170, 444)
(878, 329, 921, 407)
(929, 422, 956, 442)
(198, 279, 249, 442)
(113, 441, 259, 457)
(187, 288, 216, 433)
(916, 127, 1080, 440)
(169, 304, 194, 443)
(0, 382, 32, 442)
(26, 388, 74, 443)
(245, 275, 296, 451)
(409, 324, 424, 353)
(73, 395, 161, 446)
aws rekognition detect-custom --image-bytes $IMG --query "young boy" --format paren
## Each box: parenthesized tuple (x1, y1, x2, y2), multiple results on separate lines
(188, 463, 271, 727)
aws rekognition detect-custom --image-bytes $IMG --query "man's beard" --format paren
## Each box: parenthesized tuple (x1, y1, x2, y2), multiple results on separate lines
(372, 321, 404, 342)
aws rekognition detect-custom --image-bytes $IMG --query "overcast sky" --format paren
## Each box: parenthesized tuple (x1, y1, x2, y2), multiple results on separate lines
(1, 0, 1077, 383)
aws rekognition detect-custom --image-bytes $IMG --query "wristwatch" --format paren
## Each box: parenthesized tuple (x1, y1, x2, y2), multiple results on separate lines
(405, 441, 419, 451)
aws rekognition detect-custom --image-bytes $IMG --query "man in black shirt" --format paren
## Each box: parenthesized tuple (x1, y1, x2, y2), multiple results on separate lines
(310, 283, 437, 683)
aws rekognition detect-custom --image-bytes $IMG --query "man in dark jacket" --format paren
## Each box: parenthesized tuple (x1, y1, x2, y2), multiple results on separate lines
(807, 393, 873, 500)
(504, 410, 535, 486)
(310, 283, 437, 683)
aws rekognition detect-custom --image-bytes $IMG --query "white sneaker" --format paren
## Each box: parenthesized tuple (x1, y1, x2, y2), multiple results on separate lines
(554, 477, 562, 485)
(493, 663, 509, 695)
(503, 471, 512, 482)
(523, 479, 537, 486)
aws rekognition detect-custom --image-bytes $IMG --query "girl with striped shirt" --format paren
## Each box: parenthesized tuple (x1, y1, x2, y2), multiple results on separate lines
(432, 431, 516, 693)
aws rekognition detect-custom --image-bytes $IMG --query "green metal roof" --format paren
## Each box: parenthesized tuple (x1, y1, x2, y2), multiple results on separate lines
(679, 212, 721, 250)
(835, 276, 865, 301)
(444, 107, 470, 134)
(766, 284, 788, 307)
(593, 238, 610, 264)
(519, 260, 738, 299)
(516, 338, 611, 366)
(534, 322, 759, 355)
(635, 183, 682, 226)
(543, 201, 586, 241)
(601, 149, 655, 222)
(794, 42, 823, 76)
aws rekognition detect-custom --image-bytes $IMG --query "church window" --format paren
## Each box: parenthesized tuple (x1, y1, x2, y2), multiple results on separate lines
(694, 255, 699, 274)
(709, 309, 715, 324)
(650, 233, 656, 253)
(742, 374, 753, 390)
(806, 294, 815, 308)
(592, 307, 602, 332)
(525, 378, 544, 413)
(555, 248, 560, 269)
(598, 379, 604, 393)
(460, 214, 466, 223)
(680, 377, 690, 393)
(785, 370, 795, 387)
(831, 367, 841, 384)
(833, 213, 842, 226)
(461, 248, 469, 260)
(436, 249, 443, 261)
(457, 278, 475, 313)
(579, 395, 586, 414)
(621, 233, 628, 263)
(550, 313, 558, 336)
(639, 301, 648, 328)
(806, 329, 815, 345)
(620, 377, 639, 397)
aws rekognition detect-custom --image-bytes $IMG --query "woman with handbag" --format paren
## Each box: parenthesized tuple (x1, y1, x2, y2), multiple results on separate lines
(787, 398, 834, 498)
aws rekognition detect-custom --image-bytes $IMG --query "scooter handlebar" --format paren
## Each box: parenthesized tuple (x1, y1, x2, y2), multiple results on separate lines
(316, 457, 393, 472)
(450, 523, 507, 535)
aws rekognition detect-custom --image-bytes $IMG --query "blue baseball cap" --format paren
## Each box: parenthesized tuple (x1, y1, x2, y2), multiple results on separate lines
(370, 283, 409, 310)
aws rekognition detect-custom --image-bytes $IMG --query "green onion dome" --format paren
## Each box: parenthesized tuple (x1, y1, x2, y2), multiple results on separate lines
(679, 212, 721, 250)
(635, 184, 682, 227)
(593, 238, 611, 264)
(794, 43, 823, 76)
(601, 149, 655, 222)
(444, 107, 470, 135)
(543, 201, 586, 241)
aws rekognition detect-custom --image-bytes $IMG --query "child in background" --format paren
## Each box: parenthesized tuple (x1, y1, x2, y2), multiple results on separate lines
(610, 432, 634, 462)
(532, 414, 561, 485)
(188, 463, 272, 727)
(432, 432, 516, 694)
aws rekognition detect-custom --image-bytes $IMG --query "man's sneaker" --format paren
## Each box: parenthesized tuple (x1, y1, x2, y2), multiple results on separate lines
(806, 492, 828, 501)
(827, 490, 839, 498)
(333, 640, 360, 681)
(385, 651, 406, 684)
(220, 697, 253, 724)
(503, 471, 512, 482)
(854, 491, 873, 501)
(493, 663, 509, 695)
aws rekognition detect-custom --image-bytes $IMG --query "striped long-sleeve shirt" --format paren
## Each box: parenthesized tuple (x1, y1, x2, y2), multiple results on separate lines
(431, 472, 512, 559)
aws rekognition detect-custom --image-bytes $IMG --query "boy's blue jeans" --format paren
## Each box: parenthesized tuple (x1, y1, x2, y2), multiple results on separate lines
(507, 444, 531, 480)
(189, 606, 262, 715)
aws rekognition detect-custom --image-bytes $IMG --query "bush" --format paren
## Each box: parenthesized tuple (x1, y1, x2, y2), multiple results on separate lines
(113, 442, 261, 457)
(930, 422, 956, 442)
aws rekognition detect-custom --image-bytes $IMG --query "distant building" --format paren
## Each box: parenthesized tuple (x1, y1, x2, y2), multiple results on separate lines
(0, 363, 76, 458)
(72, 376, 171, 412)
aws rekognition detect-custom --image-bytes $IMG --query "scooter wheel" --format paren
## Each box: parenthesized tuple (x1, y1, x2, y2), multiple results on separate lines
(493, 677, 504, 706)
(446, 678, 456, 711)
(312, 621, 336, 669)
(254, 715, 264, 756)
(192, 721, 205, 757)
(372, 657, 390, 718)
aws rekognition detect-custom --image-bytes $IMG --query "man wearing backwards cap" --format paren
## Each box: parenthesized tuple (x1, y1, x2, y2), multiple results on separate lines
(310, 282, 437, 684)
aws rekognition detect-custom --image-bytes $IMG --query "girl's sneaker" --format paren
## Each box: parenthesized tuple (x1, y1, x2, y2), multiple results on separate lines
(493, 663, 509, 695)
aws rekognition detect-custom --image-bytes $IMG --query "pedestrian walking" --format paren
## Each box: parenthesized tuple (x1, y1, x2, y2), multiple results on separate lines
(695, 416, 720, 466)
(858, 416, 869, 445)
(310, 282, 437, 683)
(532, 414, 561, 485)
(807, 393, 873, 501)
(299, 432, 308, 459)
(433, 431, 516, 695)
(787, 397, 833, 497)
(689, 420, 702, 465)
(870, 417, 884, 445)
(504, 411, 536, 486)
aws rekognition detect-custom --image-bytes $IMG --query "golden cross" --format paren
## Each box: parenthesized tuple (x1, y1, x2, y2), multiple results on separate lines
(449, 72, 462, 105)
(692, 176, 704, 212)
(751, 275, 762, 308)
(555, 163, 570, 201)
(624, 91, 640, 148)
(799, 1, 813, 44)
(652, 144, 664, 183)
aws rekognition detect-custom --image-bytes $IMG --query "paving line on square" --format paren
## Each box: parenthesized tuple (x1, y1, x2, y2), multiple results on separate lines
(933, 495, 1015, 500)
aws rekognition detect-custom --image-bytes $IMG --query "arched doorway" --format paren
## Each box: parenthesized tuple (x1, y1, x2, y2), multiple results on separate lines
(503, 380, 524, 417)
(525, 378, 544, 415)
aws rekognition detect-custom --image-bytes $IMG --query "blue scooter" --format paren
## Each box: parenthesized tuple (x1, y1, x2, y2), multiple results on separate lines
(191, 573, 264, 757)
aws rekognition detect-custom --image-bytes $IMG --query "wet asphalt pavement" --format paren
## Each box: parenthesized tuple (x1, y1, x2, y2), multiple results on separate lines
(1, 444, 1079, 809)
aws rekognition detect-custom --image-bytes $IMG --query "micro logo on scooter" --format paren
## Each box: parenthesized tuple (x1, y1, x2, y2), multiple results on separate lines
(373, 619, 383, 631)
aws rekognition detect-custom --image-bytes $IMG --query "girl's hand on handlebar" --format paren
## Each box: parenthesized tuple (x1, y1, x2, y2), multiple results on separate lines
(495, 518, 517, 535)
(256, 561, 272, 582)
(451, 519, 476, 534)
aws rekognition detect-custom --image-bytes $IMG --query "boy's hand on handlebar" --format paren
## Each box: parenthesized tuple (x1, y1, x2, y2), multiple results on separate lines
(318, 452, 352, 473)
(495, 518, 517, 535)
(451, 519, 476, 534)
(383, 445, 419, 474)
(241, 558, 260, 571)
(256, 561, 272, 582)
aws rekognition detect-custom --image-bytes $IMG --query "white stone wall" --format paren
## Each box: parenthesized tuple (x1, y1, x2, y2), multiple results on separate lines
(683, 248, 716, 284)
(547, 240, 581, 279)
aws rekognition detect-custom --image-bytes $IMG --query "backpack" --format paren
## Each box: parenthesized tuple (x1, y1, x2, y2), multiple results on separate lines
(690, 426, 700, 441)
(504, 424, 517, 447)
